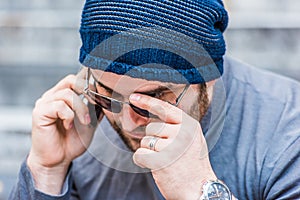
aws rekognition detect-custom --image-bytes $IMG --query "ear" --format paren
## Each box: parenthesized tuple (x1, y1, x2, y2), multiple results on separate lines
(206, 79, 218, 87)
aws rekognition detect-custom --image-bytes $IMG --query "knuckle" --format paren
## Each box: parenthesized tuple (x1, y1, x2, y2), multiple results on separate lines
(146, 123, 154, 132)
(55, 100, 67, 111)
(32, 105, 40, 117)
(66, 109, 75, 119)
(55, 101, 74, 118)
(146, 123, 164, 136)
(148, 98, 161, 107)
(59, 74, 77, 88)
(34, 98, 43, 107)
(32, 98, 47, 118)
(61, 88, 76, 100)
(133, 149, 143, 160)
(41, 90, 51, 98)
(141, 136, 149, 145)
(33, 98, 48, 113)
(53, 89, 77, 107)
(140, 139, 146, 148)
(132, 155, 139, 166)
(64, 74, 76, 82)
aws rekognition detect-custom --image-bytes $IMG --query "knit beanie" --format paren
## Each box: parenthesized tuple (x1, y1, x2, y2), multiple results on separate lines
(79, 0, 228, 84)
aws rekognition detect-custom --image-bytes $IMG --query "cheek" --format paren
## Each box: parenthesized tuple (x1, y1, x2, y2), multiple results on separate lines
(181, 92, 199, 110)
(103, 110, 118, 122)
(160, 92, 177, 104)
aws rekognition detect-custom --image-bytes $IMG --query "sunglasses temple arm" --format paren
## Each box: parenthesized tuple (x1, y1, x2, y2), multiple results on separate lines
(83, 68, 90, 94)
(174, 84, 190, 107)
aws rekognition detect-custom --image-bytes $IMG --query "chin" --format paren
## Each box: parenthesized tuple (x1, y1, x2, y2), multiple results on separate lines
(113, 122, 142, 151)
(125, 136, 142, 152)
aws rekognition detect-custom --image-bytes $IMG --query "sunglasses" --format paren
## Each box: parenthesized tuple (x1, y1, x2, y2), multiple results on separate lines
(83, 68, 190, 118)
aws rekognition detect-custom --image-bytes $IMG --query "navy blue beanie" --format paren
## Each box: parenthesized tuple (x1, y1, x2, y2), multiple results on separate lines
(79, 0, 228, 84)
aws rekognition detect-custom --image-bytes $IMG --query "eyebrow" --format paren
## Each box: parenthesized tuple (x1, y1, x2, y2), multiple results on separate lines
(137, 86, 171, 95)
(91, 73, 172, 95)
(92, 75, 113, 93)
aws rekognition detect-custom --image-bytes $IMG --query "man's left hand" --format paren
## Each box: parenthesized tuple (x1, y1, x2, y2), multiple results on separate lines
(131, 93, 217, 200)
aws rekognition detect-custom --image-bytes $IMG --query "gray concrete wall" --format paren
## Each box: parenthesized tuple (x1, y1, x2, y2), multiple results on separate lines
(224, 0, 300, 80)
(0, 1, 84, 198)
(0, 0, 299, 199)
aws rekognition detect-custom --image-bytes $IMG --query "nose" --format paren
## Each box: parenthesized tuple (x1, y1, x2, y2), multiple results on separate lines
(119, 104, 150, 132)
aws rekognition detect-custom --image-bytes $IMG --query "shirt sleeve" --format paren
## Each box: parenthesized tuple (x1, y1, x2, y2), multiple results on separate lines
(264, 138, 300, 199)
(9, 159, 73, 200)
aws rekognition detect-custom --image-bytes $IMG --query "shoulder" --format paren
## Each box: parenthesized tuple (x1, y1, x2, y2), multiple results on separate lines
(223, 56, 300, 133)
(223, 56, 300, 104)
(222, 56, 300, 162)
(222, 56, 300, 141)
(215, 57, 300, 199)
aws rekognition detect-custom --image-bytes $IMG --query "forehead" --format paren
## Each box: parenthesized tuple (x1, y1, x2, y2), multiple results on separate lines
(90, 69, 184, 93)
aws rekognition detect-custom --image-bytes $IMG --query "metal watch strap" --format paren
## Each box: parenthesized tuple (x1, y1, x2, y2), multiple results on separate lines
(199, 179, 232, 200)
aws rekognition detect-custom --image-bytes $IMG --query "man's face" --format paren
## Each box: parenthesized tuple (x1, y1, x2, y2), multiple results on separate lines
(90, 69, 210, 151)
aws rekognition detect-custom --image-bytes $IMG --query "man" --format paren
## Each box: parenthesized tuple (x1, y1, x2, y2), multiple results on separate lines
(10, 0, 300, 199)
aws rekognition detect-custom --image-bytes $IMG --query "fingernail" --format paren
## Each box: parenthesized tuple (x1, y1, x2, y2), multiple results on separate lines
(69, 122, 73, 129)
(85, 114, 91, 124)
(130, 94, 141, 101)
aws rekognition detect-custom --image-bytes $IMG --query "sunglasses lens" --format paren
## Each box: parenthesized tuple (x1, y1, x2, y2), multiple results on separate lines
(110, 100, 123, 113)
(93, 95, 122, 113)
(87, 91, 156, 118)
(130, 104, 157, 118)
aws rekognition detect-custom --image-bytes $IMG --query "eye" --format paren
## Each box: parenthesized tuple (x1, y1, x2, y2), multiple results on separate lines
(143, 91, 166, 99)
(95, 84, 124, 100)
(147, 92, 160, 98)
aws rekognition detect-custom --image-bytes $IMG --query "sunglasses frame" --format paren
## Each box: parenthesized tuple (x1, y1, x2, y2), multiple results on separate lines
(83, 68, 190, 118)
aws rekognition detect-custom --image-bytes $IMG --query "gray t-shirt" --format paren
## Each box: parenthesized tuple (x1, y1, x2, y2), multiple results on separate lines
(10, 57, 300, 199)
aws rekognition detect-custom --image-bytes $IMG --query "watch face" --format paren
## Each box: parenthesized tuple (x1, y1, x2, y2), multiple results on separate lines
(206, 182, 231, 200)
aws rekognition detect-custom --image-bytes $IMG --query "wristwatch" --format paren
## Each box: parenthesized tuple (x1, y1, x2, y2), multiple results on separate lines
(200, 180, 232, 200)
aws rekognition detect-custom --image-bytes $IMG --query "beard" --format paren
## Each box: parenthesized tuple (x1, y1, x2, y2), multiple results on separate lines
(106, 83, 210, 152)
(108, 119, 144, 151)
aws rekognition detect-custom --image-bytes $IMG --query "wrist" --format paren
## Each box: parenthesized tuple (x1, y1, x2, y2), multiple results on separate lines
(27, 154, 70, 195)
(182, 174, 218, 200)
(199, 179, 232, 200)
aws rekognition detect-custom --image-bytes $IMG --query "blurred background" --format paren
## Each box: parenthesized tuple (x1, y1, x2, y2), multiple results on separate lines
(0, 0, 299, 199)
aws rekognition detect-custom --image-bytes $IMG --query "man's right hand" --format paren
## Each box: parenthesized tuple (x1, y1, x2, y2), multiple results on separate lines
(27, 68, 102, 195)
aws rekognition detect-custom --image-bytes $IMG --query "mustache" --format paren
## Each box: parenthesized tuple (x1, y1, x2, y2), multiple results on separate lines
(131, 126, 146, 133)
(115, 121, 146, 133)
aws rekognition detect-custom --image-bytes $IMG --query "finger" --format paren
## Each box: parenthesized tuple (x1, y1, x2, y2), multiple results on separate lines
(71, 116, 97, 151)
(33, 100, 75, 130)
(56, 103, 76, 130)
(45, 88, 90, 125)
(42, 69, 87, 97)
(133, 148, 176, 170)
(133, 148, 157, 169)
(74, 67, 88, 93)
(129, 94, 183, 124)
(146, 122, 180, 139)
(140, 136, 170, 152)
(57, 68, 87, 93)
(42, 75, 76, 97)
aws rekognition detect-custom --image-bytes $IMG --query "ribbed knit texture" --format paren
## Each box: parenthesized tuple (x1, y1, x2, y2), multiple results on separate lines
(79, 0, 228, 84)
